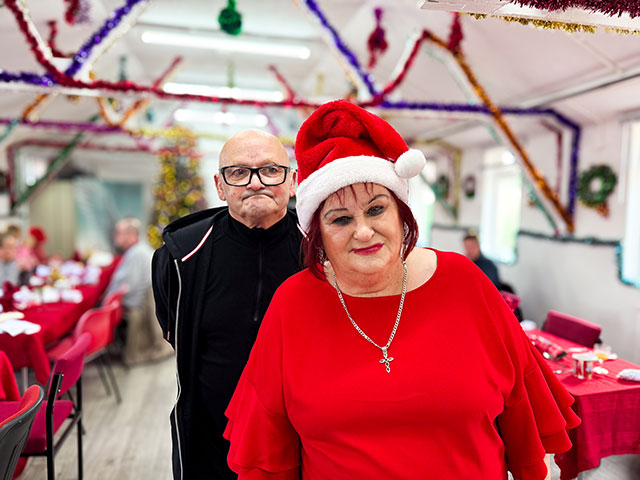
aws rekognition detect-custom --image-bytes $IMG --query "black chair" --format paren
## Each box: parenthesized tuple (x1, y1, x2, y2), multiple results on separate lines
(0, 385, 44, 480)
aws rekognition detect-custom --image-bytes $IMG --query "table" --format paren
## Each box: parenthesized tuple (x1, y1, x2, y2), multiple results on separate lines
(527, 329, 640, 480)
(0, 350, 19, 402)
(0, 260, 118, 385)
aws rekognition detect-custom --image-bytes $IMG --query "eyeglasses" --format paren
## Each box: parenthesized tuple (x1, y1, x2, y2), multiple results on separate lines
(219, 165, 291, 186)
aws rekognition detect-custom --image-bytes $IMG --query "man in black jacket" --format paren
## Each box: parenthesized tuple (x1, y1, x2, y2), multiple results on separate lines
(152, 130, 303, 480)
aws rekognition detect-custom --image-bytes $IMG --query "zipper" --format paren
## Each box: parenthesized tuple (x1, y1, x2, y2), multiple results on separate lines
(252, 241, 264, 322)
(173, 259, 184, 480)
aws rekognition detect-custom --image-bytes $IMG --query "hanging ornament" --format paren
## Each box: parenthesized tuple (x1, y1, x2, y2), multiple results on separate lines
(434, 174, 450, 198)
(577, 164, 617, 217)
(218, 0, 242, 36)
(367, 7, 388, 68)
(447, 12, 463, 53)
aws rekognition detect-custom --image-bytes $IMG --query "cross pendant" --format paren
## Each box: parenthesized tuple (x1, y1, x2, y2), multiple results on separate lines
(379, 346, 394, 373)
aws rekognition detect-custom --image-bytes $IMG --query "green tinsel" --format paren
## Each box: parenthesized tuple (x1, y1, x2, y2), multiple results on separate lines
(218, 0, 242, 36)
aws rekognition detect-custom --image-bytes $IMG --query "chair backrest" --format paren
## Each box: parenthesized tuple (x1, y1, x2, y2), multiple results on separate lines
(542, 310, 602, 348)
(500, 290, 521, 313)
(0, 385, 43, 480)
(74, 304, 117, 355)
(50, 333, 91, 397)
(102, 285, 127, 336)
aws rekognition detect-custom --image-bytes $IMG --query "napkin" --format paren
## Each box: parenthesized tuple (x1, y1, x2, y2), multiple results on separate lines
(0, 318, 41, 336)
(617, 369, 640, 382)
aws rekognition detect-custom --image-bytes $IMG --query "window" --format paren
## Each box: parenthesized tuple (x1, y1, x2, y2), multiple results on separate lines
(408, 175, 435, 247)
(622, 121, 640, 287)
(480, 148, 522, 264)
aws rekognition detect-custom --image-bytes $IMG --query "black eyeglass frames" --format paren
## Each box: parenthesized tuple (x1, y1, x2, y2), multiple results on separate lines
(219, 165, 291, 186)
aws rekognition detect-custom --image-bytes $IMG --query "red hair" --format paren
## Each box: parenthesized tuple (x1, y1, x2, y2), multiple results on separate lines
(303, 186, 418, 280)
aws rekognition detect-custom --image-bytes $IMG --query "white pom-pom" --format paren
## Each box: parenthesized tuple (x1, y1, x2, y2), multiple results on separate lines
(395, 149, 426, 178)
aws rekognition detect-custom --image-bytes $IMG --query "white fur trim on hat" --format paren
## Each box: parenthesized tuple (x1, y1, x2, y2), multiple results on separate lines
(296, 155, 409, 232)
(395, 149, 426, 178)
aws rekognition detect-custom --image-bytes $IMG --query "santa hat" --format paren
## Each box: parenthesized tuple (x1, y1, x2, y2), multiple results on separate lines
(29, 226, 47, 244)
(294, 100, 426, 232)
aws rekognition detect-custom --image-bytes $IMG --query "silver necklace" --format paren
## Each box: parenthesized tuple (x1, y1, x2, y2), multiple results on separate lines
(332, 261, 407, 373)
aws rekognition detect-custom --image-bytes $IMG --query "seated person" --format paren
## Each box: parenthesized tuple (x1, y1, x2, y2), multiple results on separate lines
(463, 230, 501, 290)
(0, 231, 20, 286)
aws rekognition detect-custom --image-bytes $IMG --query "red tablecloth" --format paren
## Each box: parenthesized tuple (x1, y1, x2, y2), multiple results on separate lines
(0, 350, 19, 402)
(527, 329, 640, 480)
(0, 260, 118, 385)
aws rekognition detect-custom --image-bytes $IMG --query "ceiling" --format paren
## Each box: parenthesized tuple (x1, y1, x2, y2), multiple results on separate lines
(2, 0, 640, 154)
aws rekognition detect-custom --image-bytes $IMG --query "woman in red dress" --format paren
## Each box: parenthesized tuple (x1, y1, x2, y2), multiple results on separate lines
(224, 101, 579, 480)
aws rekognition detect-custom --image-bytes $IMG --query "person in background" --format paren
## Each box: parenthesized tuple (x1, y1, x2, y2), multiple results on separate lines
(15, 226, 48, 282)
(152, 129, 303, 480)
(0, 232, 20, 285)
(463, 230, 502, 290)
(223, 101, 578, 480)
(105, 217, 170, 365)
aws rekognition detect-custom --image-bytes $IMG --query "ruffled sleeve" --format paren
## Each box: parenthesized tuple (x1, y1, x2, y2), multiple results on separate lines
(224, 289, 301, 479)
(477, 270, 580, 480)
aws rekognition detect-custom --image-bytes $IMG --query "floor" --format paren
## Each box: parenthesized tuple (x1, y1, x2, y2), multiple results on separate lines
(16, 356, 640, 479)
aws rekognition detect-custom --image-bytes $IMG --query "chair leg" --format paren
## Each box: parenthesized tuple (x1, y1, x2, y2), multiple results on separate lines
(77, 378, 83, 480)
(103, 353, 122, 404)
(47, 448, 55, 480)
(95, 356, 112, 396)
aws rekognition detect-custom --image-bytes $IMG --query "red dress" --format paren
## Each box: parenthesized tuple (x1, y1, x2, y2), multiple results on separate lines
(224, 250, 580, 479)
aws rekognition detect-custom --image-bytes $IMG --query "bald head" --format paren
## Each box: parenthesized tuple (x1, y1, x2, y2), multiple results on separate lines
(214, 129, 296, 229)
(219, 129, 289, 169)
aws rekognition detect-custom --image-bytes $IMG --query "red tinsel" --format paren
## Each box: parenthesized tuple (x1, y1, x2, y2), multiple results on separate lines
(367, 7, 388, 68)
(64, 0, 80, 24)
(447, 13, 463, 53)
(268, 65, 296, 100)
(47, 20, 70, 58)
(512, 1, 640, 18)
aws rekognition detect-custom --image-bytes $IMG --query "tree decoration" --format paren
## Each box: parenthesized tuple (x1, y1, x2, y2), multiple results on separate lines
(577, 164, 617, 216)
(463, 174, 476, 199)
(218, 0, 242, 36)
(447, 13, 463, 53)
(148, 128, 208, 249)
(367, 7, 388, 68)
(510, 1, 640, 19)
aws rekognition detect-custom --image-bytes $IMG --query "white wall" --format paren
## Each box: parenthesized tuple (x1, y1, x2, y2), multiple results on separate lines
(429, 118, 640, 363)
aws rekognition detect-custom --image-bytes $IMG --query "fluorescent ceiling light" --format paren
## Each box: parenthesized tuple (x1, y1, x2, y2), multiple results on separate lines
(174, 109, 269, 127)
(141, 30, 311, 60)
(163, 82, 284, 102)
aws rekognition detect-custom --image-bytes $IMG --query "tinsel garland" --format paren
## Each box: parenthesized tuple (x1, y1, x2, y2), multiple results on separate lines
(510, 1, 640, 19)
(268, 65, 296, 100)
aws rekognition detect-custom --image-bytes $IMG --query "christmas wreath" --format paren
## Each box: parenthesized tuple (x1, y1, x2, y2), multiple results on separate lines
(434, 174, 450, 198)
(577, 164, 617, 216)
(578, 165, 617, 207)
(462, 174, 476, 199)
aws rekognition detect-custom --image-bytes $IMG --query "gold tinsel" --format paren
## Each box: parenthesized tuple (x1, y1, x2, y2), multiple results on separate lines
(467, 13, 640, 35)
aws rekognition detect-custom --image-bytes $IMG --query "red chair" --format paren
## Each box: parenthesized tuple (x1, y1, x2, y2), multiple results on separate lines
(0, 385, 43, 480)
(542, 310, 602, 348)
(22, 333, 90, 480)
(101, 285, 128, 343)
(500, 290, 521, 314)
(47, 304, 121, 404)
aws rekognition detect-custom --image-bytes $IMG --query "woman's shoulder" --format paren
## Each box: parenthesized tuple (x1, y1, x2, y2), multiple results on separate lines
(273, 268, 327, 299)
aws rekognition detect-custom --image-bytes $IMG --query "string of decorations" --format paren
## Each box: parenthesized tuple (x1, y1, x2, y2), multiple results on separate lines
(268, 65, 296, 100)
(367, 7, 388, 68)
(46, 20, 70, 58)
(577, 164, 617, 216)
(510, 1, 640, 19)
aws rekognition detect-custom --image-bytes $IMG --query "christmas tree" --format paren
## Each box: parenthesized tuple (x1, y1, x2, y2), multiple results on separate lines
(148, 127, 208, 248)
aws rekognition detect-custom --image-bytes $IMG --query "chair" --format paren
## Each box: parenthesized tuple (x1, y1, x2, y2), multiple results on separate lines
(0, 385, 43, 480)
(101, 285, 128, 344)
(47, 304, 121, 403)
(21, 332, 90, 480)
(499, 290, 521, 314)
(542, 310, 602, 348)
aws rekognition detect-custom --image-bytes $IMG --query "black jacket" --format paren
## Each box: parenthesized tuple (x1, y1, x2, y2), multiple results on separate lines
(151, 207, 303, 479)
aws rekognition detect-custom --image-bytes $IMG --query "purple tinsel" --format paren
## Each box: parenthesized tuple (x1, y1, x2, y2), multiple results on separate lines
(0, 117, 122, 133)
(65, 0, 147, 77)
(0, 71, 56, 87)
(381, 100, 580, 217)
(303, 0, 377, 96)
